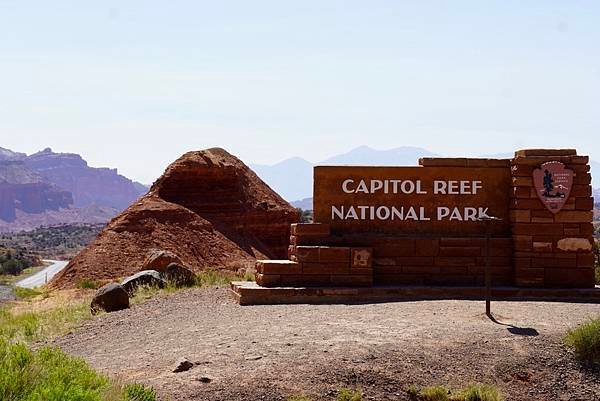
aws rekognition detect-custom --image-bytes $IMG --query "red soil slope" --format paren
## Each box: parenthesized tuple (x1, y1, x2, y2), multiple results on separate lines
(51, 148, 298, 288)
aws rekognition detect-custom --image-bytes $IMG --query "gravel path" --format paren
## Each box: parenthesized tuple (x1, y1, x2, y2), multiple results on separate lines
(55, 288, 600, 401)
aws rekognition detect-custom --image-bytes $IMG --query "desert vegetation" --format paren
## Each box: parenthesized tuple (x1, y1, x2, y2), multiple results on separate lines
(565, 318, 600, 364)
(0, 246, 40, 278)
(0, 223, 104, 260)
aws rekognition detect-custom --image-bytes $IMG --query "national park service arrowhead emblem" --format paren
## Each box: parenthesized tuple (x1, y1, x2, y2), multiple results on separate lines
(532, 161, 573, 214)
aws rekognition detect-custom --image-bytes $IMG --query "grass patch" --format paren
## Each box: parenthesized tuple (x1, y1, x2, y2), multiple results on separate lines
(195, 269, 235, 287)
(454, 383, 503, 401)
(419, 385, 450, 401)
(287, 396, 313, 401)
(0, 338, 156, 401)
(76, 279, 98, 290)
(405, 384, 502, 401)
(565, 318, 600, 363)
(595, 266, 599, 285)
(13, 287, 44, 300)
(337, 387, 362, 401)
(0, 300, 91, 343)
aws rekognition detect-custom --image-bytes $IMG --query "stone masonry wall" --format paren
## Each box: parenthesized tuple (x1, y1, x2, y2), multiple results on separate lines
(510, 149, 595, 288)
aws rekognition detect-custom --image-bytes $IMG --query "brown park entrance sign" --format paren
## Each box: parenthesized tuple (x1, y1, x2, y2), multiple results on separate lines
(247, 149, 596, 298)
(313, 166, 511, 236)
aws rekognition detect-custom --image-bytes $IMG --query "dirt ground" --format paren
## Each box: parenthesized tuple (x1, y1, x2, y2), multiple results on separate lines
(55, 287, 600, 401)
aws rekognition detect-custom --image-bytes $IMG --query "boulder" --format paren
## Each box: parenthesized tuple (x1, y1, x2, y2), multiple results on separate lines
(90, 283, 129, 314)
(158, 263, 196, 286)
(173, 357, 194, 373)
(121, 270, 166, 295)
(142, 250, 183, 271)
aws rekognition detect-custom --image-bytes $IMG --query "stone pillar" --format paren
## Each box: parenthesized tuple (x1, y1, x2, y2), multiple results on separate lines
(510, 149, 595, 288)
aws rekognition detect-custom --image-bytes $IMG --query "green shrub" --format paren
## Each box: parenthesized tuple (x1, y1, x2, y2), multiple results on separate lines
(455, 383, 503, 401)
(595, 266, 599, 285)
(123, 383, 157, 401)
(420, 385, 450, 401)
(76, 279, 98, 290)
(0, 338, 156, 401)
(337, 387, 362, 401)
(565, 318, 600, 363)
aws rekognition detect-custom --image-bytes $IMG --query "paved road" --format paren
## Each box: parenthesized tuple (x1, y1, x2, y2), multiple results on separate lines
(16, 260, 68, 289)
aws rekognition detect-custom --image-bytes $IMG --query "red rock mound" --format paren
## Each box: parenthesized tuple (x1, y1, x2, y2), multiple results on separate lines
(51, 148, 299, 288)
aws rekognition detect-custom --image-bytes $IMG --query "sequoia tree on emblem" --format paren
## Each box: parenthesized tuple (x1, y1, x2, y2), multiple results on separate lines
(532, 161, 573, 214)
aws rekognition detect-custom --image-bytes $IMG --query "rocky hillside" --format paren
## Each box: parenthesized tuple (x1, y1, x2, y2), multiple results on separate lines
(0, 147, 147, 231)
(51, 148, 299, 288)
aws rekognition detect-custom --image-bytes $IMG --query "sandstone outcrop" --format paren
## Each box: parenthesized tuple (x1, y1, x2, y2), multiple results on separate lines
(51, 148, 299, 288)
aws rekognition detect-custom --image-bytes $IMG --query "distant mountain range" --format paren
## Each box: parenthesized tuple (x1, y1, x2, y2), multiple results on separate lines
(0, 147, 147, 232)
(252, 146, 599, 209)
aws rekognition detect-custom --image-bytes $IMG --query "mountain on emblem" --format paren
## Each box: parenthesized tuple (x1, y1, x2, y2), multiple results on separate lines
(532, 161, 573, 214)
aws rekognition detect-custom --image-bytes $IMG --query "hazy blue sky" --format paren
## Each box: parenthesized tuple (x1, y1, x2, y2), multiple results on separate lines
(1, 1, 598, 183)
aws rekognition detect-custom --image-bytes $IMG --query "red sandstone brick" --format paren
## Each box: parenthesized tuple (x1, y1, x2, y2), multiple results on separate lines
(255, 273, 281, 287)
(512, 187, 533, 199)
(510, 164, 534, 177)
(514, 149, 577, 157)
(301, 262, 349, 275)
(418, 157, 468, 167)
(295, 246, 320, 263)
(351, 248, 373, 268)
(512, 177, 533, 187)
(512, 155, 578, 166)
(468, 266, 513, 275)
(415, 238, 439, 256)
(512, 235, 532, 251)
(440, 237, 485, 247)
(256, 260, 301, 275)
(393, 256, 435, 266)
(434, 257, 478, 267)
(570, 164, 590, 173)
(510, 209, 530, 223)
(514, 258, 531, 268)
(514, 251, 576, 259)
(280, 275, 331, 287)
(574, 173, 592, 185)
(570, 155, 589, 164)
(401, 265, 441, 274)
(530, 258, 577, 268)
(579, 224, 594, 236)
(545, 268, 594, 288)
(531, 217, 554, 223)
(532, 242, 553, 252)
(577, 253, 595, 268)
(490, 246, 513, 257)
(474, 256, 512, 267)
(375, 274, 424, 285)
(375, 244, 416, 257)
(375, 266, 404, 275)
(437, 266, 468, 275)
(570, 185, 592, 197)
(491, 238, 513, 247)
(512, 223, 563, 236)
(515, 268, 545, 287)
(575, 198, 594, 211)
(319, 247, 350, 263)
(290, 223, 330, 236)
(564, 228, 580, 236)
(554, 211, 593, 223)
(510, 199, 546, 210)
(438, 246, 482, 257)
(349, 267, 374, 276)
(330, 275, 373, 287)
(531, 210, 554, 218)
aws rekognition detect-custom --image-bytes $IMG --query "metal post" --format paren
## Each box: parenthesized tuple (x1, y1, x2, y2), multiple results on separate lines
(485, 220, 491, 317)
